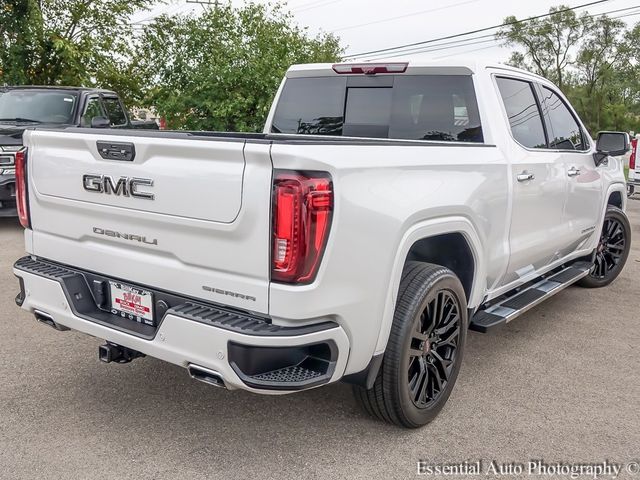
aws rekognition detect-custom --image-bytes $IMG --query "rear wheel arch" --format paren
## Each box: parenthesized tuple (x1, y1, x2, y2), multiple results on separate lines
(608, 190, 623, 209)
(374, 218, 485, 355)
(405, 233, 475, 302)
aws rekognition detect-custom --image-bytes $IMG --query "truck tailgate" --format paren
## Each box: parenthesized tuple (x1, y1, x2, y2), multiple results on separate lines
(23, 130, 273, 314)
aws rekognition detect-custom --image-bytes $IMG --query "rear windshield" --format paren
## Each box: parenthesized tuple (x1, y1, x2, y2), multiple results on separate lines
(0, 90, 78, 124)
(271, 75, 483, 142)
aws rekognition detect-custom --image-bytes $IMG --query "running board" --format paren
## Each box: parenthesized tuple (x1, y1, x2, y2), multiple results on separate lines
(469, 262, 592, 333)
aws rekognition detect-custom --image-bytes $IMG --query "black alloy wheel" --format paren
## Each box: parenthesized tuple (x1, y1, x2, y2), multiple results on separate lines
(578, 206, 631, 288)
(353, 262, 467, 428)
(407, 290, 461, 409)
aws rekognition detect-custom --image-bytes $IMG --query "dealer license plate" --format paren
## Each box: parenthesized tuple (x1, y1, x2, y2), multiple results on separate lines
(109, 281, 155, 325)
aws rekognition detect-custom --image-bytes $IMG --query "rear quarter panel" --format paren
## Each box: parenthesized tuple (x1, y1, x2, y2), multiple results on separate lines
(269, 141, 510, 374)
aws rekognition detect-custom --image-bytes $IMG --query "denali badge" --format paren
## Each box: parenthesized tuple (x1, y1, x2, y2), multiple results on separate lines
(93, 227, 158, 245)
(83, 174, 154, 200)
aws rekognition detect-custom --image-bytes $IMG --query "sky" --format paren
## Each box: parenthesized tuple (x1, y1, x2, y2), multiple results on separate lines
(130, 0, 640, 63)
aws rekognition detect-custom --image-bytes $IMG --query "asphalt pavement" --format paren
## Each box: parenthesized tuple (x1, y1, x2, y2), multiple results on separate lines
(0, 203, 638, 479)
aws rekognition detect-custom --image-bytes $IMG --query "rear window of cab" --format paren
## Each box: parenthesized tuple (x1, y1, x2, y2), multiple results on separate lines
(271, 75, 483, 143)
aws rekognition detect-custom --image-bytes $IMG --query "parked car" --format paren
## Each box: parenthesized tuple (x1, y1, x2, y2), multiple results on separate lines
(13, 61, 630, 428)
(0, 86, 158, 216)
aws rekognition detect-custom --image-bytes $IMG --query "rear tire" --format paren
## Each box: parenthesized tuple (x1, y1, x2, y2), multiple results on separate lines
(577, 206, 631, 288)
(353, 262, 467, 428)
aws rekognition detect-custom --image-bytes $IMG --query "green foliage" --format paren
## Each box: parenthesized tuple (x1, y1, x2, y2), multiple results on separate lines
(136, 2, 343, 132)
(498, 7, 591, 90)
(0, 0, 154, 103)
(497, 5, 640, 134)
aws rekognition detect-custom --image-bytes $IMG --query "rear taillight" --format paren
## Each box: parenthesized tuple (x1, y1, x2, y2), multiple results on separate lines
(332, 62, 408, 75)
(272, 171, 333, 284)
(15, 149, 30, 229)
(631, 138, 637, 170)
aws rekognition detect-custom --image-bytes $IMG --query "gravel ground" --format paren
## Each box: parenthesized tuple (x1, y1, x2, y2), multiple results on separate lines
(0, 202, 638, 480)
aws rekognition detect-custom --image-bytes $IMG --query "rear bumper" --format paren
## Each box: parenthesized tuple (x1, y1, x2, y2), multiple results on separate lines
(14, 256, 350, 394)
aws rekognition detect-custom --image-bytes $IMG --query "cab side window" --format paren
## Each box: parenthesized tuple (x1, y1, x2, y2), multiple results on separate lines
(539, 87, 588, 151)
(81, 97, 104, 127)
(496, 77, 547, 149)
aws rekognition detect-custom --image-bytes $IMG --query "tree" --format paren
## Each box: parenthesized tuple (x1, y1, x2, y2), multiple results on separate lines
(137, 2, 343, 132)
(0, 0, 154, 103)
(497, 5, 640, 133)
(497, 6, 592, 90)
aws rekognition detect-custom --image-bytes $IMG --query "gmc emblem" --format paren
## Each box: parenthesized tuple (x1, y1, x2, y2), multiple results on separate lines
(83, 174, 154, 200)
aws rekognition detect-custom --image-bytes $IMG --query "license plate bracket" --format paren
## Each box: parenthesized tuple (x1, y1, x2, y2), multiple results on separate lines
(109, 281, 155, 326)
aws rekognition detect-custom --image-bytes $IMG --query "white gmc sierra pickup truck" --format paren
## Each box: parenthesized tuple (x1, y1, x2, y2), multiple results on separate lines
(13, 61, 631, 428)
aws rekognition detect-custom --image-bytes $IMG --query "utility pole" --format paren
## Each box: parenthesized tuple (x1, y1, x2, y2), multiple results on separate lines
(186, 0, 219, 10)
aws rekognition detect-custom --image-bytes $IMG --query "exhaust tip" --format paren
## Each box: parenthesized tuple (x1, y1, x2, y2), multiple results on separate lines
(34, 310, 69, 331)
(188, 365, 227, 389)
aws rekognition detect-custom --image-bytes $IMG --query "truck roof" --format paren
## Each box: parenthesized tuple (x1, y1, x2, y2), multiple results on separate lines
(0, 85, 117, 95)
(286, 59, 545, 82)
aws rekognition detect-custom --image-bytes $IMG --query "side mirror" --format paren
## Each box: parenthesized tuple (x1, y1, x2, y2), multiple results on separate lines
(594, 131, 630, 165)
(90, 116, 111, 128)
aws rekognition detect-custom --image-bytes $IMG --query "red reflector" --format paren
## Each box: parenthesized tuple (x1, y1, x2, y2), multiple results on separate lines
(15, 149, 30, 229)
(332, 62, 408, 75)
(630, 138, 637, 170)
(272, 171, 333, 284)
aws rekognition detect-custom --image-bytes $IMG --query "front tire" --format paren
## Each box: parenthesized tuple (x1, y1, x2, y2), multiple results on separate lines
(577, 206, 631, 288)
(353, 262, 467, 428)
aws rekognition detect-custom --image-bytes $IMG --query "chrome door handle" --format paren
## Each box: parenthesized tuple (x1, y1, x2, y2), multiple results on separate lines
(567, 167, 581, 177)
(516, 171, 535, 182)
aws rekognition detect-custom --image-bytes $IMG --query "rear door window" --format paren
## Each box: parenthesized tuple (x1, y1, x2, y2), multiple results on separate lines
(496, 77, 547, 149)
(102, 96, 127, 126)
(271, 75, 483, 142)
(539, 87, 588, 151)
(81, 96, 104, 127)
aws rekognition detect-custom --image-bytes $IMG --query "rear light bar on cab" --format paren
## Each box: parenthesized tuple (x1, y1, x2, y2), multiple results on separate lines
(15, 149, 30, 229)
(272, 171, 333, 284)
(332, 62, 408, 75)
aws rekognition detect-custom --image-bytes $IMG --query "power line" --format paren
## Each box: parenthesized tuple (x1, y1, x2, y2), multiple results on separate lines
(346, 0, 614, 59)
(589, 3, 640, 17)
(368, 37, 499, 61)
(292, 0, 341, 13)
(290, 0, 327, 9)
(432, 43, 500, 60)
(366, 34, 497, 60)
(186, 0, 219, 9)
(364, 3, 640, 62)
(611, 9, 640, 19)
(130, 2, 193, 25)
(330, 0, 482, 33)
